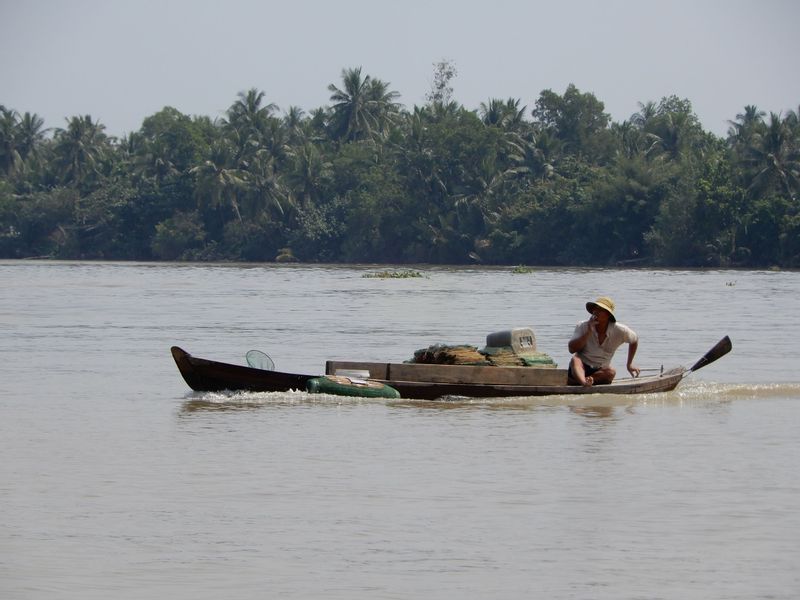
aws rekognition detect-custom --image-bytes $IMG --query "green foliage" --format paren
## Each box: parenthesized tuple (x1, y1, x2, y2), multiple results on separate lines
(1, 84, 798, 267)
(532, 84, 610, 162)
(511, 265, 534, 274)
(0, 187, 78, 258)
(151, 211, 206, 260)
(136, 107, 212, 177)
(779, 212, 800, 267)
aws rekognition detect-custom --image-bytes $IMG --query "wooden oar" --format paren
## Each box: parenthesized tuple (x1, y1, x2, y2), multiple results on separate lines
(685, 335, 732, 375)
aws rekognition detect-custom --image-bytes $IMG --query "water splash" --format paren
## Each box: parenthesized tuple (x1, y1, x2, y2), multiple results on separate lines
(178, 380, 800, 414)
(179, 388, 382, 412)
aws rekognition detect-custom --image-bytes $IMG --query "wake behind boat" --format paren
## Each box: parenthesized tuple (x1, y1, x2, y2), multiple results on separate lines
(170, 332, 731, 401)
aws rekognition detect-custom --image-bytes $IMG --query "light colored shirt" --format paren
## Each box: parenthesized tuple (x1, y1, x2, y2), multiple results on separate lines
(572, 320, 638, 368)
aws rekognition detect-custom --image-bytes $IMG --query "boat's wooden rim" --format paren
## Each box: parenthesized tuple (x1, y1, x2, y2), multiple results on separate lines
(326, 359, 567, 386)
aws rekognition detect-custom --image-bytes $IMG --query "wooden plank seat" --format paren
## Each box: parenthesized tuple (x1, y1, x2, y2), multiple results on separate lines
(326, 361, 568, 386)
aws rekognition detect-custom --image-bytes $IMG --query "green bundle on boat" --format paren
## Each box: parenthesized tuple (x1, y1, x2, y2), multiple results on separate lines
(480, 345, 556, 367)
(306, 375, 400, 399)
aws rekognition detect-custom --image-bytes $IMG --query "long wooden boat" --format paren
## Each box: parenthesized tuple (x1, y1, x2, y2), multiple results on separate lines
(171, 336, 731, 400)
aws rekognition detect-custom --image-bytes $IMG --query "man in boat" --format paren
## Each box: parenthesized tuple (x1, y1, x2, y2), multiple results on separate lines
(568, 296, 640, 386)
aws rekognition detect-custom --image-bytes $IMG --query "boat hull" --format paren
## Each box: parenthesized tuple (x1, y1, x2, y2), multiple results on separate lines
(171, 346, 685, 399)
(171, 346, 315, 393)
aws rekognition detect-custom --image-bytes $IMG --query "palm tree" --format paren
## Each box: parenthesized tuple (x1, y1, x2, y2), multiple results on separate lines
(631, 101, 658, 129)
(479, 99, 505, 127)
(727, 105, 766, 145)
(287, 142, 332, 208)
(365, 77, 401, 137)
(224, 88, 278, 136)
(617, 102, 662, 160)
(784, 104, 800, 134)
(745, 112, 800, 200)
(647, 111, 694, 159)
(52, 115, 109, 189)
(452, 157, 504, 229)
(479, 98, 526, 130)
(327, 67, 399, 142)
(397, 107, 448, 203)
(283, 106, 309, 145)
(506, 134, 553, 182)
(0, 106, 21, 176)
(429, 100, 463, 122)
(242, 149, 291, 219)
(328, 67, 369, 141)
(190, 139, 247, 221)
(257, 117, 292, 166)
(16, 112, 47, 162)
(135, 136, 179, 185)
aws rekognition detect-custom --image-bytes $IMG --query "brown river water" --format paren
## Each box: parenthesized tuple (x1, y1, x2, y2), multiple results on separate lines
(1, 261, 798, 599)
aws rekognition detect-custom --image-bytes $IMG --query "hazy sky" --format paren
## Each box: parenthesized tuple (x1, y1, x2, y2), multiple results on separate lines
(2, 0, 798, 137)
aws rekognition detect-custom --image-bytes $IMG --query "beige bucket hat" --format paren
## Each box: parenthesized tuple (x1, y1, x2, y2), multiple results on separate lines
(586, 296, 616, 322)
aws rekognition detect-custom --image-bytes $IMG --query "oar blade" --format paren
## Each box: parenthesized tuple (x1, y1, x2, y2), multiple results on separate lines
(688, 336, 732, 373)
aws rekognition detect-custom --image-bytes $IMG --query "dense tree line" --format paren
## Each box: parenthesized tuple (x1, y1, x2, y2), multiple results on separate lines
(2, 66, 799, 266)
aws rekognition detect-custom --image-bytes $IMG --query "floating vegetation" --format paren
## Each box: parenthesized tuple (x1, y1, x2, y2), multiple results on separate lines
(512, 265, 534, 274)
(362, 269, 426, 279)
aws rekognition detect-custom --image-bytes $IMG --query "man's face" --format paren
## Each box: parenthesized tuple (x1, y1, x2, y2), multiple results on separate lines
(591, 307, 611, 325)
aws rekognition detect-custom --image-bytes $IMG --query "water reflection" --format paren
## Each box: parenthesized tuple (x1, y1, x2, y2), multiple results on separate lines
(569, 405, 616, 418)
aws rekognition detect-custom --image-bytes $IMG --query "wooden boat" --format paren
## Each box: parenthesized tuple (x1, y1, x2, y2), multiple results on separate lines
(170, 336, 731, 400)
